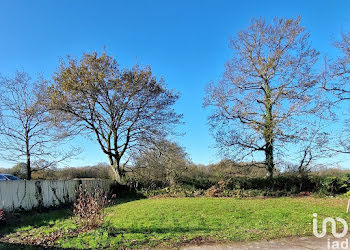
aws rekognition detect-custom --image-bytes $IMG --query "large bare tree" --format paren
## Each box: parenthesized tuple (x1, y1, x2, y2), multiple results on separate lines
(204, 17, 324, 178)
(47, 52, 182, 182)
(0, 71, 76, 179)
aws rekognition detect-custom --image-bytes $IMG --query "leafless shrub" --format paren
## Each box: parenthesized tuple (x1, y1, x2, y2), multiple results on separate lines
(73, 184, 109, 231)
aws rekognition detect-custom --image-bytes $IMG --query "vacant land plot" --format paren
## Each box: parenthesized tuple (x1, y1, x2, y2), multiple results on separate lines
(0, 197, 349, 249)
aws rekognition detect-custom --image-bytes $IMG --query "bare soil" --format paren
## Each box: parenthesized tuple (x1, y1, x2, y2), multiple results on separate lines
(181, 235, 348, 250)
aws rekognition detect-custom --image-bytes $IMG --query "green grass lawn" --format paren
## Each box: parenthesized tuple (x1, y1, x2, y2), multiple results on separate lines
(1, 197, 349, 249)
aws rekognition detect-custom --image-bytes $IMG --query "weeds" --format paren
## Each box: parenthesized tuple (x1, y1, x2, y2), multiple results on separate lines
(73, 184, 109, 231)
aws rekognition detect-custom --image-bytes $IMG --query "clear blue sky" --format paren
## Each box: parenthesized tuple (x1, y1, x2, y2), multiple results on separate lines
(0, 0, 349, 167)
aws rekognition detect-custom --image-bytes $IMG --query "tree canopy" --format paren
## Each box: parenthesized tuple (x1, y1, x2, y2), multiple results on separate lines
(204, 17, 326, 177)
(47, 52, 182, 182)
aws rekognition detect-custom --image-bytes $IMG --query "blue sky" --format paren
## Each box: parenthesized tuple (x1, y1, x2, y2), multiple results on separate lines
(0, 0, 350, 167)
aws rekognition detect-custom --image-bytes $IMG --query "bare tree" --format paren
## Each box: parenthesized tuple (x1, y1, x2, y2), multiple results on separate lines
(282, 120, 331, 174)
(47, 51, 182, 183)
(132, 139, 189, 187)
(323, 31, 350, 102)
(323, 31, 350, 154)
(0, 71, 77, 180)
(204, 17, 324, 179)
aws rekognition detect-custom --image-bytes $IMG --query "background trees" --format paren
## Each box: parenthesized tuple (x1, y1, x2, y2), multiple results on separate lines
(47, 52, 182, 182)
(204, 17, 325, 178)
(132, 140, 190, 188)
(0, 71, 75, 179)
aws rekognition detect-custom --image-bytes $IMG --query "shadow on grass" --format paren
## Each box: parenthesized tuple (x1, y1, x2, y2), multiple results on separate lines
(0, 208, 72, 236)
(108, 196, 146, 207)
(0, 196, 144, 237)
(106, 225, 213, 235)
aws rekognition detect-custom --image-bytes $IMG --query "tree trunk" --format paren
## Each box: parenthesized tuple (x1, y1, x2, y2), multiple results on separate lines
(26, 153, 31, 180)
(265, 141, 274, 179)
(110, 162, 122, 183)
(25, 136, 31, 180)
(264, 80, 274, 180)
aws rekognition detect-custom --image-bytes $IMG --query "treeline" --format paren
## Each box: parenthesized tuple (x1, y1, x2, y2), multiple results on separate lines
(2, 159, 349, 197)
(0, 159, 267, 182)
(0, 163, 113, 180)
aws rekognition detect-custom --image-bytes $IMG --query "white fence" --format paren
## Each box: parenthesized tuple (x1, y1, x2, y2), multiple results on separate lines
(0, 179, 115, 212)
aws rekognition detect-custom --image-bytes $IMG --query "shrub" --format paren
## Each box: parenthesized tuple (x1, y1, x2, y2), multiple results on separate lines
(205, 185, 222, 197)
(127, 162, 350, 197)
(317, 175, 350, 195)
(73, 184, 108, 231)
(205, 180, 227, 197)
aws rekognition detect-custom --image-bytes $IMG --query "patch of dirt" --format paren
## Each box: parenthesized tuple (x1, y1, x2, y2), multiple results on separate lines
(0, 228, 79, 248)
(181, 235, 348, 250)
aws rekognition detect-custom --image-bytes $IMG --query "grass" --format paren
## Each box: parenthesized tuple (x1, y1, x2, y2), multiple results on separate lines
(1, 197, 349, 249)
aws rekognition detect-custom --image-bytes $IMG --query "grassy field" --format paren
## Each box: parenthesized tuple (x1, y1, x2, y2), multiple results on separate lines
(1, 197, 349, 249)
